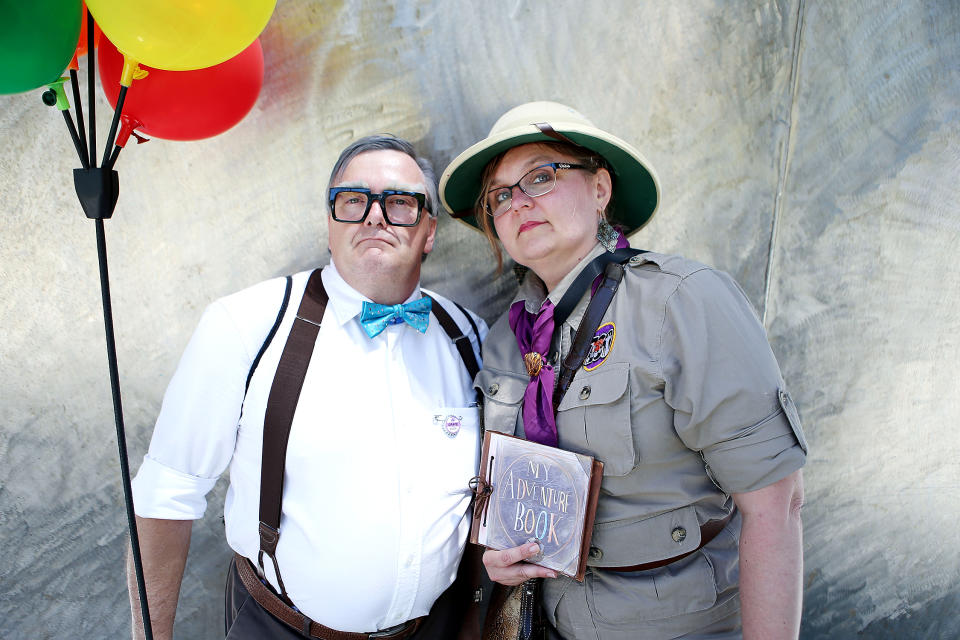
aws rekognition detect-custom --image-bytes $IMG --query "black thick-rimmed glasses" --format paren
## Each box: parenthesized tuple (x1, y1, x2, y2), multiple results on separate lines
(485, 162, 586, 218)
(328, 188, 428, 227)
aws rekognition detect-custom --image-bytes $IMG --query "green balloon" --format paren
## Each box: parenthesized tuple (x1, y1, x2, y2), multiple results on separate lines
(0, 0, 82, 95)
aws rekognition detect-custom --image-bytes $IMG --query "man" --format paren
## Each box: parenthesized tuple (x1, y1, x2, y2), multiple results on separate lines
(128, 135, 487, 640)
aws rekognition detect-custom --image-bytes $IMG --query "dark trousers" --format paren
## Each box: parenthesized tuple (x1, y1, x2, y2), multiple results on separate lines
(224, 557, 467, 639)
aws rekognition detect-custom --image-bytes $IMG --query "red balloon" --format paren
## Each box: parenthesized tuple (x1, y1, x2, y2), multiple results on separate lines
(98, 35, 263, 142)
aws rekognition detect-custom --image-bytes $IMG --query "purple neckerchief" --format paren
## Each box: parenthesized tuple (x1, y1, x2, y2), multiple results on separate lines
(508, 299, 557, 446)
(511, 229, 630, 445)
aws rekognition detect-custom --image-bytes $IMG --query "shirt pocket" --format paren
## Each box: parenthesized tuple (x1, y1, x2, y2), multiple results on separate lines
(555, 363, 636, 476)
(584, 550, 718, 623)
(475, 368, 528, 435)
(429, 406, 481, 490)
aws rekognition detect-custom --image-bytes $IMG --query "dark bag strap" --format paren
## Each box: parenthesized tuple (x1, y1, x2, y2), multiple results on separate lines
(424, 294, 481, 383)
(257, 268, 328, 603)
(553, 247, 643, 328)
(552, 257, 633, 412)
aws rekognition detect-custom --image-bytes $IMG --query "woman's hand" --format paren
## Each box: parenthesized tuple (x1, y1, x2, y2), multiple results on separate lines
(482, 542, 558, 586)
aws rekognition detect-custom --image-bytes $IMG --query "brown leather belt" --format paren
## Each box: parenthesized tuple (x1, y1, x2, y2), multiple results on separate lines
(603, 514, 733, 573)
(235, 554, 425, 640)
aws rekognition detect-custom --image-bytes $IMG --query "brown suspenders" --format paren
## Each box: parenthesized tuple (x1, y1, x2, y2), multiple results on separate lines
(252, 268, 481, 606)
(256, 269, 328, 601)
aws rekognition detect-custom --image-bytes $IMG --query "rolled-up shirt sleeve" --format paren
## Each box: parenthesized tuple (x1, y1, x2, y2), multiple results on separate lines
(132, 299, 252, 519)
(660, 268, 807, 494)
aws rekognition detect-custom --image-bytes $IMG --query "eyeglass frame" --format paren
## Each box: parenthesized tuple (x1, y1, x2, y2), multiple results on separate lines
(328, 187, 428, 227)
(484, 162, 587, 217)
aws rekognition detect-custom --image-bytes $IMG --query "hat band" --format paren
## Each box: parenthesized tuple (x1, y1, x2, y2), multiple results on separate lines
(533, 122, 578, 146)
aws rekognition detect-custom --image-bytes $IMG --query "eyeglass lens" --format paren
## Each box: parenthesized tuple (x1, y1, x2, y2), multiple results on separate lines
(486, 164, 559, 217)
(334, 191, 421, 225)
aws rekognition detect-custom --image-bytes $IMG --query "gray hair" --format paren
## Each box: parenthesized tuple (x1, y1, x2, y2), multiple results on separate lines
(326, 134, 439, 219)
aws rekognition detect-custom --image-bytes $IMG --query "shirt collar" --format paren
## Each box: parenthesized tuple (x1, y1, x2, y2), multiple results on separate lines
(321, 259, 423, 328)
(515, 241, 609, 324)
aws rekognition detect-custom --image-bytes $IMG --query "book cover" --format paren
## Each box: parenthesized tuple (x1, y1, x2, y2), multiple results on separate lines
(470, 431, 603, 581)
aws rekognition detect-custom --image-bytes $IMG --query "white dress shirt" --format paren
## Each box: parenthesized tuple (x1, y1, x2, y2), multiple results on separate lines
(132, 261, 487, 632)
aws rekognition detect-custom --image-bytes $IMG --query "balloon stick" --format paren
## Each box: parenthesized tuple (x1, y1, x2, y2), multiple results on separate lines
(70, 69, 89, 166)
(73, 9, 154, 639)
(101, 85, 127, 168)
(43, 79, 88, 170)
(86, 10, 96, 169)
(95, 216, 154, 640)
(107, 144, 121, 170)
(60, 107, 89, 170)
(61, 110, 88, 170)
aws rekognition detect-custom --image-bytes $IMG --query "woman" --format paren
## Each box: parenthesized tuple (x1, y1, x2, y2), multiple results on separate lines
(440, 102, 808, 639)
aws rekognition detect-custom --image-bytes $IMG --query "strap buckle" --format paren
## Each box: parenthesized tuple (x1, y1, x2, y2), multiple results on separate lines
(369, 619, 415, 638)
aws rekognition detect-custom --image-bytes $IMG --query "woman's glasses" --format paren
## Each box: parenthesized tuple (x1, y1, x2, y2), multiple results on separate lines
(485, 162, 585, 218)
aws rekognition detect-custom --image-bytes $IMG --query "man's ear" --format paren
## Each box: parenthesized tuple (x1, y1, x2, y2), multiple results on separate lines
(422, 215, 438, 255)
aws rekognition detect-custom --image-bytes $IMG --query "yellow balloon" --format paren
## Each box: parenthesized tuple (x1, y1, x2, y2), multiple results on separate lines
(86, 0, 276, 71)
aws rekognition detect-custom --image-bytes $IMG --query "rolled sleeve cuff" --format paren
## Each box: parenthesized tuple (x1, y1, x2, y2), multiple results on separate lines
(702, 408, 807, 494)
(131, 455, 219, 520)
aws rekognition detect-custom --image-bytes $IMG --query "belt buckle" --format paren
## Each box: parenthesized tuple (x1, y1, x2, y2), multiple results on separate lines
(369, 620, 413, 638)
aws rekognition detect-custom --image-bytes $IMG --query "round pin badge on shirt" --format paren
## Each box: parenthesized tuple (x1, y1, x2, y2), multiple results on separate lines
(441, 415, 462, 438)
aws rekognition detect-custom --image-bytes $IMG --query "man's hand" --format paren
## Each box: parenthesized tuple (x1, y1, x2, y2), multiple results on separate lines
(482, 542, 558, 586)
(127, 516, 192, 640)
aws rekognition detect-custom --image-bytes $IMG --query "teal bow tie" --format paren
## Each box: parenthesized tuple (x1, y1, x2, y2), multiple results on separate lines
(359, 297, 432, 338)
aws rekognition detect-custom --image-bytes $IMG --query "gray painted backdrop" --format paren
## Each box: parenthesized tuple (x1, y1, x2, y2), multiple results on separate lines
(1, 1, 957, 638)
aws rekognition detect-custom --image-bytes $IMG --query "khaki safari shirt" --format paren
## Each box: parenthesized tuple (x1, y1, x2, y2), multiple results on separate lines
(477, 243, 808, 639)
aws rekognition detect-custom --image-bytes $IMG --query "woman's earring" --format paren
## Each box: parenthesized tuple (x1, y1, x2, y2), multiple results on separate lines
(597, 217, 619, 253)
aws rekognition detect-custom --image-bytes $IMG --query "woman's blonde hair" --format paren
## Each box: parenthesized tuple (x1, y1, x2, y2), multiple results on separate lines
(475, 141, 612, 273)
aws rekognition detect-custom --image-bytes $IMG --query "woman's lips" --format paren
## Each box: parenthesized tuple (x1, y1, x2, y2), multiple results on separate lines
(518, 220, 545, 234)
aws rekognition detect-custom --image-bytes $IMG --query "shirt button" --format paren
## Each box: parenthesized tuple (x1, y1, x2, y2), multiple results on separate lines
(671, 527, 687, 544)
(579, 385, 591, 400)
(588, 546, 603, 561)
(488, 383, 500, 396)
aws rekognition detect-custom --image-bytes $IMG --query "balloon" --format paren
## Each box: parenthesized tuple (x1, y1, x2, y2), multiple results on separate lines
(98, 36, 264, 142)
(86, 0, 276, 71)
(0, 0, 82, 94)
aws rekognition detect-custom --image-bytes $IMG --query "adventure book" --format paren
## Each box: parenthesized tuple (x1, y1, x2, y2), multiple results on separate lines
(469, 431, 603, 582)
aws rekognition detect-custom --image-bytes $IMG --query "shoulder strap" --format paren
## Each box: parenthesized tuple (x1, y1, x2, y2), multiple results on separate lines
(257, 268, 327, 603)
(244, 275, 293, 395)
(552, 257, 632, 412)
(424, 294, 481, 382)
(553, 248, 644, 328)
(452, 299, 481, 348)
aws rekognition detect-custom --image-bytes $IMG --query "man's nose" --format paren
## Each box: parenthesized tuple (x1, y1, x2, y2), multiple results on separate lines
(366, 197, 387, 225)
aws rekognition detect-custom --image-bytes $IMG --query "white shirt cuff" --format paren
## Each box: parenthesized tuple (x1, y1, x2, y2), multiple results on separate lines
(131, 455, 219, 520)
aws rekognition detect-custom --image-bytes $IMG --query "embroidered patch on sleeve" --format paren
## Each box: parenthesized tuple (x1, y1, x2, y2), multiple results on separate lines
(583, 322, 615, 371)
